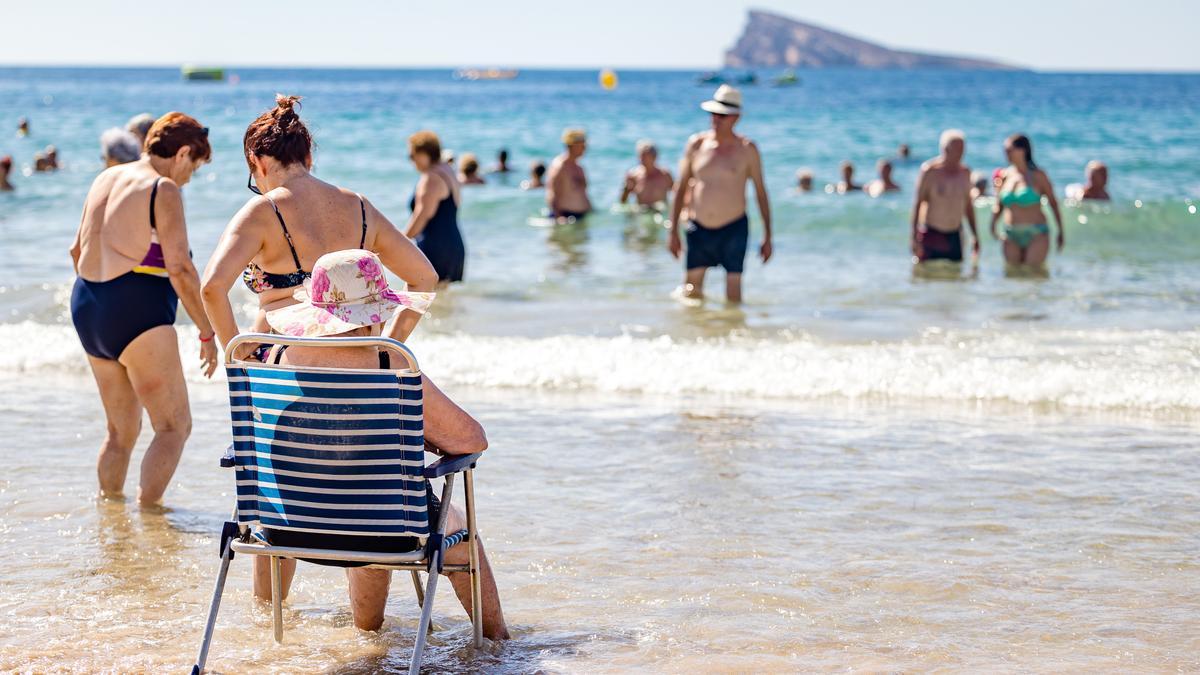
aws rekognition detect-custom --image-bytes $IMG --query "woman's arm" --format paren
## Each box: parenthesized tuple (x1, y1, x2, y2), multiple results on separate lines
(364, 196, 438, 342)
(404, 173, 440, 239)
(153, 179, 218, 377)
(201, 199, 268, 350)
(989, 169, 1006, 239)
(422, 374, 487, 455)
(1039, 170, 1065, 250)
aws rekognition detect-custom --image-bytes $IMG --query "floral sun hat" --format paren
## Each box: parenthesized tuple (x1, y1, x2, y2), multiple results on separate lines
(265, 249, 435, 338)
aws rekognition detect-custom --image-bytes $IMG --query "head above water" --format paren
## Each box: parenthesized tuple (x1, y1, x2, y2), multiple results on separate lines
(898, 143, 911, 159)
(877, 159, 893, 179)
(562, 128, 587, 157)
(407, 130, 441, 172)
(144, 111, 211, 184)
(100, 127, 141, 166)
(796, 169, 813, 191)
(840, 161, 854, 181)
(531, 161, 546, 179)
(126, 113, 155, 142)
(460, 152, 480, 176)
(939, 129, 965, 162)
(244, 94, 313, 176)
(1005, 133, 1036, 169)
(1086, 160, 1108, 187)
(498, 148, 509, 163)
(636, 139, 657, 165)
(0, 155, 11, 172)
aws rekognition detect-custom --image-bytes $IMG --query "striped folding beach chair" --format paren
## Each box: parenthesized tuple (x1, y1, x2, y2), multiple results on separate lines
(192, 333, 484, 675)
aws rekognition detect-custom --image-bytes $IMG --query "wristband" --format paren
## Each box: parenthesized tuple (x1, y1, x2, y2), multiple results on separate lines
(199, 332, 215, 343)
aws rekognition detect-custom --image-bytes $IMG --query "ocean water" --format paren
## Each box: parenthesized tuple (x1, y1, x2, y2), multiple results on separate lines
(0, 68, 1198, 671)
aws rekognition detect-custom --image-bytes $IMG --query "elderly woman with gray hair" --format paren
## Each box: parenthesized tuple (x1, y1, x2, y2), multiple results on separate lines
(100, 128, 142, 167)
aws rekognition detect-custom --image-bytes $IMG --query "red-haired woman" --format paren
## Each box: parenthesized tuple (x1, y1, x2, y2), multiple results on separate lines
(202, 95, 438, 355)
(69, 112, 217, 505)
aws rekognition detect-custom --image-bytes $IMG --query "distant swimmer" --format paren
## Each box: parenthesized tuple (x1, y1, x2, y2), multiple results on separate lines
(667, 85, 772, 303)
(836, 161, 861, 193)
(970, 170, 989, 201)
(126, 113, 156, 145)
(34, 145, 58, 172)
(0, 155, 13, 191)
(865, 159, 901, 197)
(991, 133, 1064, 267)
(547, 128, 591, 221)
(100, 128, 142, 167)
(522, 161, 546, 190)
(897, 143, 911, 162)
(620, 140, 674, 209)
(796, 169, 814, 193)
(492, 148, 511, 173)
(458, 152, 486, 185)
(910, 129, 979, 264)
(17, 117, 29, 137)
(1072, 160, 1111, 201)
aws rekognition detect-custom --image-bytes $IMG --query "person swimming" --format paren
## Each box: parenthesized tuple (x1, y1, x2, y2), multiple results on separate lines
(990, 133, 1065, 267)
(865, 159, 901, 197)
(522, 161, 546, 190)
(1076, 161, 1111, 201)
(836, 161, 861, 193)
(34, 145, 58, 172)
(620, 140, 673, 209)
(458, 152, 486, 185)
(492, 148, 511, 173)
(796, 169, 814, 193)
(0, 155, 14, 191)
(17, 117, 29, 137)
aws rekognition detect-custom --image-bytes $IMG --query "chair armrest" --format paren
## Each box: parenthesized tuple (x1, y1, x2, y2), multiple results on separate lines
(220, 443, 235, 468)
(424, 452, 482, 478)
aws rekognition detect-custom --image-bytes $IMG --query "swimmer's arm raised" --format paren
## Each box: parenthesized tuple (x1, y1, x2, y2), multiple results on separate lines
(404, 173, 440, 239)
(202, 198, 268, 350)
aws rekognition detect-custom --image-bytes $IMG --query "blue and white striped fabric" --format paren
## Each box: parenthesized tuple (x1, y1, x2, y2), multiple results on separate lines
(226, 364, 429, 540)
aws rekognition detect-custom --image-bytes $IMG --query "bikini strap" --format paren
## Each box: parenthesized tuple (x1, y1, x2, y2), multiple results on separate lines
(263, 196, 303, 271)
(149, 178, 161, 230)
(272, 345, 288, 365)
(358, 194, 368, 249)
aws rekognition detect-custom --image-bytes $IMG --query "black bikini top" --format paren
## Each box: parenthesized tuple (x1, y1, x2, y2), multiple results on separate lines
(271, 345, 390, 368)
(242, 195, 367, 294)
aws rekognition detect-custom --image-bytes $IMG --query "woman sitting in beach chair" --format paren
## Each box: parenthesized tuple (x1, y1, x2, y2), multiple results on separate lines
(250, 249, 509, 639)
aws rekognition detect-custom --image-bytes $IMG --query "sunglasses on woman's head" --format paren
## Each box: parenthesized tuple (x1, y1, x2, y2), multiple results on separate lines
(247, 172, 262, 195)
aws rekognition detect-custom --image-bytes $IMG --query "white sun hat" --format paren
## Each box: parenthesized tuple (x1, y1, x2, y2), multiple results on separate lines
(265, 249, 434, 338)
(700, 84, 744, 115)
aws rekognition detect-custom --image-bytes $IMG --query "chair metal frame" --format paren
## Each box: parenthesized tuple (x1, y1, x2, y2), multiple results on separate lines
(192, 333, 484, 675)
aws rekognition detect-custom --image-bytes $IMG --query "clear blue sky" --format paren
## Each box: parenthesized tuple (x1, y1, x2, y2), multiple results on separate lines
(3, 0, 1197, 71)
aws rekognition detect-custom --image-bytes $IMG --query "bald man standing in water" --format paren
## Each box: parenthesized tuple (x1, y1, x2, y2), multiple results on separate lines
(910, 129, 979, 264)
(667, 85, 772, 303)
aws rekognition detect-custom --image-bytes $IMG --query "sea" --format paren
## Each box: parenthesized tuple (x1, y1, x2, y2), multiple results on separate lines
(0, 67, 1197, 672)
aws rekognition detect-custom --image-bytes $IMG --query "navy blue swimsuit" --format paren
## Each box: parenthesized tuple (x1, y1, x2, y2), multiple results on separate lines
(410, 186, 465, 283)
(71, 179, 179, 360)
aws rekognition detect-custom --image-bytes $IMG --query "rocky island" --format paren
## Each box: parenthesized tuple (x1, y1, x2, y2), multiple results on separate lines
(724, 10, 1017, 70)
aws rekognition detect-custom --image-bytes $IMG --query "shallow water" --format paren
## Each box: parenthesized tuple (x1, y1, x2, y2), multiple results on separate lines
(1, 68, 1199, 671)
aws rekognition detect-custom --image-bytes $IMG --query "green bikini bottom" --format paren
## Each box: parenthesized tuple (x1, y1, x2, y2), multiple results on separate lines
(1004, 223, 1050, 249)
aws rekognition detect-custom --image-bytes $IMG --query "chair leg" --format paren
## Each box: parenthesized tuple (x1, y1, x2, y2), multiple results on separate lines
(192, 538, 234, 674)
(270, 556, 284, 643)
(409, 551, 441, 675)
(411, 570, 424, 607)
(464, 469, 484, 649)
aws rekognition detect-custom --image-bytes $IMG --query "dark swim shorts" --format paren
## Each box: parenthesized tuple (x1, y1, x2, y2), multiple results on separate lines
(685, 213, 749, 273)
(917, 226, 963, 262)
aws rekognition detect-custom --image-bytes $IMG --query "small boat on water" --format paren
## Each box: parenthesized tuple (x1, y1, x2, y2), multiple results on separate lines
(771, 70, 801, 87)
(696, 71, 724, 85)
(454, 68, 519, 81)
(734, 72, 758, 85)
(181, 65, 224, 82)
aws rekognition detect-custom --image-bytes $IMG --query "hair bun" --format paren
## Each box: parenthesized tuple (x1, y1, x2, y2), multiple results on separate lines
(274, 94, 302, 116)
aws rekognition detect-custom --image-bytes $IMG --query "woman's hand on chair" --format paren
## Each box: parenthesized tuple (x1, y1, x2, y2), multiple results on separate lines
(200, 338, 218, 378)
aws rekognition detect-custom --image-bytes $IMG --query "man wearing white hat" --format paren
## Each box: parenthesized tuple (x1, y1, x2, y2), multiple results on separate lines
(667, 84, 772, 303)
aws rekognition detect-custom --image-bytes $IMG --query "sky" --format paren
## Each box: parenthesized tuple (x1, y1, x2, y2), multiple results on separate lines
(2, 0, 1198, 71)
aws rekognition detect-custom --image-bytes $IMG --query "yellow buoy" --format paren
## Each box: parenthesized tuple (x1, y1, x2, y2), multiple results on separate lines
(599, 68, 618, 90)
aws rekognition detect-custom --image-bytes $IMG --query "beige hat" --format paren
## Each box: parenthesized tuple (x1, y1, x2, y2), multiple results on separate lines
(700, 84, 743, 115)
(561, 128, 587, 145)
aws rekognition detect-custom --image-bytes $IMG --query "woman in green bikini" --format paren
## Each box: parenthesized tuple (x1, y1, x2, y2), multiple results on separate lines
(990, 134, 1064, 267)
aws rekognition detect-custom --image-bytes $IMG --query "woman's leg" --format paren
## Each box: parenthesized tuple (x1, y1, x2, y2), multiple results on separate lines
(1002, 238, 1024, 267)
(346, 567, 392, 630)
(119, 325, 191, 506)
(253, 556, 297, 603)
(1024, 233, 1051, 266)
(440, 504, 511, 640)
(86, 355, 144, 498)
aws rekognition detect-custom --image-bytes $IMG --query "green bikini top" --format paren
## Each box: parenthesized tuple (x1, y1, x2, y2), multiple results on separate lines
(1000, 182, 1041, 207)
